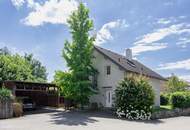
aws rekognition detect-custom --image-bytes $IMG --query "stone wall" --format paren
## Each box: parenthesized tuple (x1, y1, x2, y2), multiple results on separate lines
(151, 108, 190, 119)
(0, 100, 13, 119)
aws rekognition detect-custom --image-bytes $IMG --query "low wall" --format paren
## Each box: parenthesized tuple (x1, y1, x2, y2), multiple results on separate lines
(0, 100, 13, 119)
(151, 108, 190, 119)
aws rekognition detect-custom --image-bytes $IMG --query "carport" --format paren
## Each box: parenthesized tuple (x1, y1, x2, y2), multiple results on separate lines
(1, 81, 59, 107)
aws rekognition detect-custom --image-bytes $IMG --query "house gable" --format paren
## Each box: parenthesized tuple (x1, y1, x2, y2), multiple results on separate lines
(94, 46, 166, 81)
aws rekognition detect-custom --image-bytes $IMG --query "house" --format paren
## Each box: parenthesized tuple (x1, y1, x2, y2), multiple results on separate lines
(90, 46, 166, 108)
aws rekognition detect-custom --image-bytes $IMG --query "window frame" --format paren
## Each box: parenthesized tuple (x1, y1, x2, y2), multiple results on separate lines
(106, 65, 111, 75)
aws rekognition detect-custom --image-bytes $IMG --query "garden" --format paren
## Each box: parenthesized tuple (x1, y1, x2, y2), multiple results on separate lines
(152, 75, 190, 119)
(114, 74, 190, 120)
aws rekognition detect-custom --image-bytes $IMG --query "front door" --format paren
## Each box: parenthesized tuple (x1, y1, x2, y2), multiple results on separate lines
(106, 90, 112, 107)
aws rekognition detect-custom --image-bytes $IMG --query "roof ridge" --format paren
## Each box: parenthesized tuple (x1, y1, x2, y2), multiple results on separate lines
(94, 45, 166, 81)
(94, 45, 126, 59)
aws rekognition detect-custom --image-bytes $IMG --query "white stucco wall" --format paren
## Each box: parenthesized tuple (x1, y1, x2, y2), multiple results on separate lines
(90, 49, 162, 107)
(148, 78, 163, 106)
(90, 50, 125, 107)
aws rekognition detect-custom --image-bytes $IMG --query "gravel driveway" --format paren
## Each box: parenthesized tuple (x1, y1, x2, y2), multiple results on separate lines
(0, 108, 190, 130)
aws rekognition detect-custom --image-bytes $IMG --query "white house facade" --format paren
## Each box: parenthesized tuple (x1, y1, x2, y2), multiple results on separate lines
(90, 46, 166, 108)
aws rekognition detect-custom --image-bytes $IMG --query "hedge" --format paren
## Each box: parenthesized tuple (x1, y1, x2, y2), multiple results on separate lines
(160, 93, 170, 105)
(170, 92, 190, 108)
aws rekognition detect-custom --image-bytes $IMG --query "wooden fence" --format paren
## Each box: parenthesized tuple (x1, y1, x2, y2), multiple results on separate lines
(0, 100, 13, 119)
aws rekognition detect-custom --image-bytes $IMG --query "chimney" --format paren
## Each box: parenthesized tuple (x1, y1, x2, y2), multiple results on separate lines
(125, 48, 132, 60)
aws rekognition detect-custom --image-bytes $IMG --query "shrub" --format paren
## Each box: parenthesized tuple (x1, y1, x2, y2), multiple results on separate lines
(13, 102, 23, 117)
(170, 92, 190, 108)
(160, 93, 170, 105)
(0, 87, 13, 101)
(115, 75, 155, 120)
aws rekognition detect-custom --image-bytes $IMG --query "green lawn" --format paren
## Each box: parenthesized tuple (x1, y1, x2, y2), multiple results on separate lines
(153, 105, 173, 112)
(160, 105, 173, 110)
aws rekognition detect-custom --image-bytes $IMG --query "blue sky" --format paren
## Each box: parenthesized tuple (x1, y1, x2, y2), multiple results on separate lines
(0, 0, 190, 82)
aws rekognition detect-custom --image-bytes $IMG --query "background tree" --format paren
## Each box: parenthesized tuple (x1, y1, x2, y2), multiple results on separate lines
(167, 75, 188, 93)
(0, 47, 47, 82)
(24, 54, 47, 82)
(0, 54, 33, 81)
(55, 3, 96, 108)
(0, 47, 11, 55)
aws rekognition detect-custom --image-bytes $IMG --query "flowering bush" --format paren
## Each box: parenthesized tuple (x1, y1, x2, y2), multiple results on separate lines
(116, 109, 152, 120)
(115, 75, 155, 120)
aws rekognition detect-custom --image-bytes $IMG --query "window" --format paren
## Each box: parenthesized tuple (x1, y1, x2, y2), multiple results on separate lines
(92, 74, 98, 89)
(108, 92, 111, 103)
(106, 65, 111, 75)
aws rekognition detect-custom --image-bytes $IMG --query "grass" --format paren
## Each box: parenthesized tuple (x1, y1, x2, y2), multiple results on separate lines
(160, 105, 173, 110)
(153, 105, 173, 112)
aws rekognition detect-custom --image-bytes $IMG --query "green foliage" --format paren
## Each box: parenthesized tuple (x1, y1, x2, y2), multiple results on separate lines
(167, 75, 188, 93)
(170, 92, 190, 108)
(160, 93, 170, 105)
(55, 3, 96, 107)
(0, 87, 13, 101)
(54, 71, 75, 98)
(0, 54, 33, 81)
(115, 75, 155, 120)
(24, 54, 47, 82)
(0, 47, 47, 82)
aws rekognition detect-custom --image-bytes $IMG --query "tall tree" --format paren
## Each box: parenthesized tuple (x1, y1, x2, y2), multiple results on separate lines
(24, 54, 47, 82)
(55, 3, 96, 108)
(167, 75, 188, 92)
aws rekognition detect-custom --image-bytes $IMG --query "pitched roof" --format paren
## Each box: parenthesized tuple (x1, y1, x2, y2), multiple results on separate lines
(94, 46, 166, 81)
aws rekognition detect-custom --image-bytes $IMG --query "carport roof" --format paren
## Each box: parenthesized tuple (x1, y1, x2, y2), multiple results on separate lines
(1, 80, 57, 87)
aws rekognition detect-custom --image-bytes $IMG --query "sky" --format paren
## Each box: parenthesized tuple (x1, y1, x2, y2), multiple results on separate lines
(0, 0, 190, 82)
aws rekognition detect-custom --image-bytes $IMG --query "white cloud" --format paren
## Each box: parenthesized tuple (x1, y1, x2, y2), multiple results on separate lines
(179, 75, 190, 82)
(131, 43, 168, 56)
(21, 0, 78, 26)
(158, 58, 190, 70)
(156, 16, 187, 26)
(131, 23, 190, 55)
(164, 2, 174, 6)
(134, 24, 188, 45)
(11, 0, 25, 8)
(176, 37, 190, 48)
(157, 18, 171, 25)
(179, 16, 187, 19)
(0, 42, 43, 60)
(0, 42, 25, 55)
(95, 19, 128, 45)
(11, 0, 40, 9)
